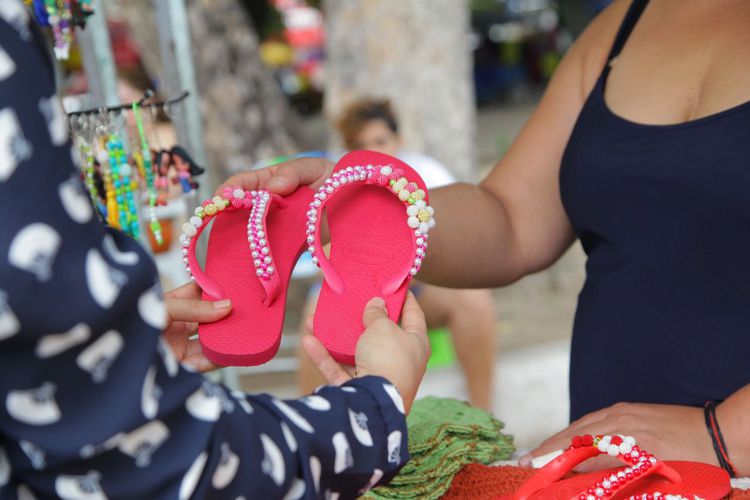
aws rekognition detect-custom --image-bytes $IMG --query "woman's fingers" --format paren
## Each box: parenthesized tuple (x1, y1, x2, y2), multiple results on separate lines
(215, 158, 334, 196)
(400, 291, 427, 340)
(165, 296, 232, 324)
(165, 282, 202, 300)
(182, 339, 221, 372)
(301, 334, 352, 386)
(361, 297, 389, 328)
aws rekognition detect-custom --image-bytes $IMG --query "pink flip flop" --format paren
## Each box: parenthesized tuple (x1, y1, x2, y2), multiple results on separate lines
(499, 434, 730, 500)
(305, 151, 435, 365)
(179, 185, 314, 366)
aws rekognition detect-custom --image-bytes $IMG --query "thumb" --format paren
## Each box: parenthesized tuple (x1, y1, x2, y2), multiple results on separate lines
(362, 297, 388, 328)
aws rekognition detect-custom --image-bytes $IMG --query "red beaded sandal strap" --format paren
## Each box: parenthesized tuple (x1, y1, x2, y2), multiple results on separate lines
(246, 190, 287, 305)
(305, 164, 434, 295)
(180, 186, 284, 303)
(513, 434, 682, 500)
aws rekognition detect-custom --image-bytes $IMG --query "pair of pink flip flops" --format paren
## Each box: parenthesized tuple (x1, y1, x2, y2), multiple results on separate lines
(178, 151, 435, 366)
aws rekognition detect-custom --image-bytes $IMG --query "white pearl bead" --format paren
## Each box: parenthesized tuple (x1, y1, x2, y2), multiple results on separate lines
(259, 239, 266, 246)
(313, 200, 321, 207)
(264, 256, 272, 264)
(257, 230, 265, 238)
(410, 267, 418, 276)
(256, 269, 264, 276)
(414, 258, 422, 266)
(267, 266, 274, 274)
(189, 216, 202, 228)
(602, 480, 611, 489)
(182, 223, 197, 237)
(416, 248, 425, 256)
(326, 186, 334, 193)
(311, 257, 318, 265)
(308, 246, 315, 253)
(233, 188, 245, 199)
(332, 181, 340, 188)
(179, 234, 190, 246)
(181, 248, 188, 256)
(254, 259, 262, 267)
(252, 251, 259, 258)
(307, 235, 315, 244)
(261, 247, 270, 255)
(595, 488, 604, 497)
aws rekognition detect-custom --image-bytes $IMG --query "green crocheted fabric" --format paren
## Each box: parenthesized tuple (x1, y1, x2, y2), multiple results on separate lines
(362, 397, 514, 500)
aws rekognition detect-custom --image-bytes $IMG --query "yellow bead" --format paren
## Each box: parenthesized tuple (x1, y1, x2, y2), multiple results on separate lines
(418, 209, 430, 222)
(204, 204, 217, 216)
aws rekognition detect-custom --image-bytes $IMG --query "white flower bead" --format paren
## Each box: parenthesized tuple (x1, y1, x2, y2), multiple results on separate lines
(418, 222, 430, 234)
(381, 166, 392, 176)
(212, 196, 223, 205)
(597, 440, 609, 453)
(415, 200, 427, 210)
(398, 190, 410, 201)
(407, 205, 419, 217)
(182, 223, 197, 237)
(407, 216, 420, 229)
(624, 436, 636, 446)
(428, 218, 436, 229)
(120, 163, 132, 177)
(233, 188, 245, 199)
(96, 150, 109, 164)
(427, 206, 434, 215)
(607, 444, 620, 457)
(189, 216, 202, 228)
(619, 442, 633, 454)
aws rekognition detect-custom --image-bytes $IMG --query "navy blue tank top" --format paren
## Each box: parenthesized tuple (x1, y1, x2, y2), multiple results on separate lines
(560, 0, 750, 421)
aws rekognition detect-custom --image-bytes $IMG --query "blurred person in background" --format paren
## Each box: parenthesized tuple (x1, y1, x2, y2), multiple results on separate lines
(297, 98, 497, 411)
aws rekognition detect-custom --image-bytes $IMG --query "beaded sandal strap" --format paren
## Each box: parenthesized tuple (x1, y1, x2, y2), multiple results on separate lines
(179, 187, 282, 303)
(513, 434, 683, 500)
(246, 190, 287, 305)
(305, 164, 435, 295)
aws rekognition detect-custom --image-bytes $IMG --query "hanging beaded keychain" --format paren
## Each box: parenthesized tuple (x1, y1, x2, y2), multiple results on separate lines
(102, 111, 140, 239)
(132, 100, 163, 244)
(95, 113, 118, 228)
(42, 0, 73, 60)
(73, 115, 102, 215)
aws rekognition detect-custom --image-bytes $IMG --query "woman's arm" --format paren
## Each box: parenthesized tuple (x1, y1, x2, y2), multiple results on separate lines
(717, 384, 750, 476)
(0, 11, 411, 499)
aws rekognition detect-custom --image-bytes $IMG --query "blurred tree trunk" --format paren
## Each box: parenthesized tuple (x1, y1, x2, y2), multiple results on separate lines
(116, 0, 298, 179)
(323, 0, 476, 181)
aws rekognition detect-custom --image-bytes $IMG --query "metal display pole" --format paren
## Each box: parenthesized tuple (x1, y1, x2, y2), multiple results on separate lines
(76, 0, 119, 108)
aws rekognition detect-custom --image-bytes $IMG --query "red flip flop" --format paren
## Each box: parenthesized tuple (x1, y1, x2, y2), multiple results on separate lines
(179, 185, 314, 366)
(498, 434, 730, 500)
(305, 151, 435, 365)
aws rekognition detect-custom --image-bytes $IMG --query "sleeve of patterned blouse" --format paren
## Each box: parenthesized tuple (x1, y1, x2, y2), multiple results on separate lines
(0, 5, 408, 499)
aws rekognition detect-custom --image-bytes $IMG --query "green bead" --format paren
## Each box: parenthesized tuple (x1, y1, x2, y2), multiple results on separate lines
(389, 179, 396, 186)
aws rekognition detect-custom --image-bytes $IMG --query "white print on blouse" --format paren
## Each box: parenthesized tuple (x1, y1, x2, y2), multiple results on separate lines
(0, 289, 19, 341)
(86, 249, 127, 309)
(359, 469, 384, 495)
(231, 390, 254, 414)
(102, 234, 139, 266)
(383, 383, 405, 414)
(35, 323, 91, 358)
(80, 433, 124, 459)
(38, 96, 68, 146)
(0, 108, 31, 182)
(387, 430, 402, 465)
(179, 452, 207, 500)
(324, 490, 340, 500)
(118, 420, 169, 468)
(341, 386, 357, 393)
(211, 443, 239, 490)
(332, 432, 353, 474)
(6, 382, 61, 425)
(137, 285, 166, 330)
(271, 400, 314, 433)
(0, 47, 15, 80)
(349, 409, 374, 447)
(55, 471, 107, 500)
(59, 175, 92, 224)
(260, 434, 286, 486)
(185, 381, 222, 422)
(17, 484, 36, 500)
(0, 0, 31, 40)
(156, 337, 179, 377)
(299, 395, 331, 411)
(0, 446, 10, 487)
(283, 479, 305, 500)
(19, 440, 45, 470)
(76, 330, 123, 383)
(9, 223, 60, 281)
(280, 421, 297, 453)
(141, 365, 160, 419)
(309, 455, 321, 494)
